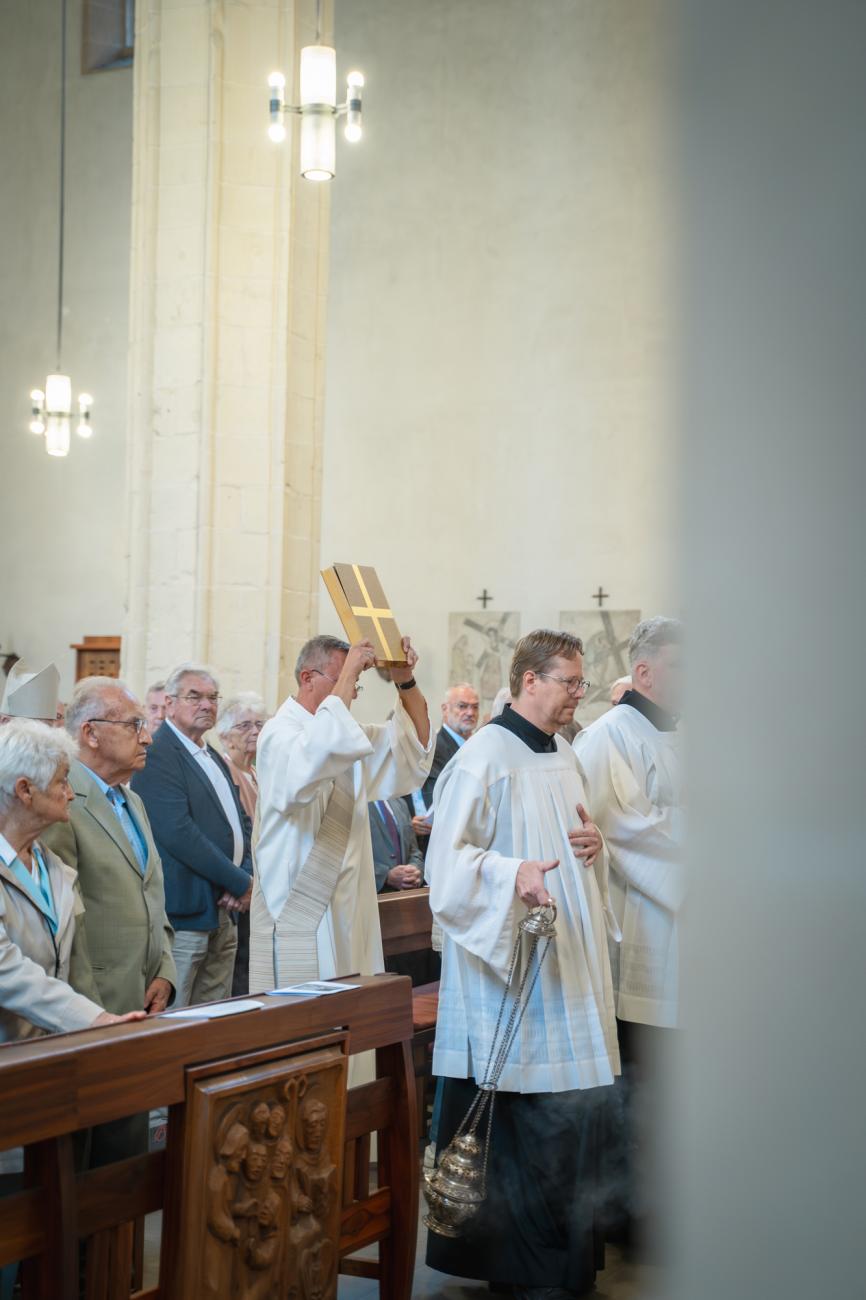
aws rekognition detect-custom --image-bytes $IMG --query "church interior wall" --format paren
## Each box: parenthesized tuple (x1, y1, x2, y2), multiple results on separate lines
(319, 0, 677, 720)
(1, 0, 675, 715)
(0, 0, 133, 698)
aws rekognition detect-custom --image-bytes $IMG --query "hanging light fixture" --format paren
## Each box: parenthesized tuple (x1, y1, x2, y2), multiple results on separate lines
(267, 0, 364, 181)
(28, 0, 93, 457)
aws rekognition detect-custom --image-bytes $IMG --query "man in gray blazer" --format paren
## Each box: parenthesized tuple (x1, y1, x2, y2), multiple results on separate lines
(368, 797, 439, 986)
(42, 677, 176, 1164)
(369, 796, 424, 893)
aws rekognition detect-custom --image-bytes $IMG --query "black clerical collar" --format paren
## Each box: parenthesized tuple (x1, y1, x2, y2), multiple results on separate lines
(490, 704, 558, 753)
(618, 688, 678, 733)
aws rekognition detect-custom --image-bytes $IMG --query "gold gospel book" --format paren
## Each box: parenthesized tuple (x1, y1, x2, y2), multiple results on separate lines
(321, 564, 407, 666)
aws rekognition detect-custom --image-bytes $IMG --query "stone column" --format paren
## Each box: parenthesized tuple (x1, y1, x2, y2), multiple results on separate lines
(124, 0, 331, 705)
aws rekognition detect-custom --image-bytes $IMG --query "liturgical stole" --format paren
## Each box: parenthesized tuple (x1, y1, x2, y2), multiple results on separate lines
(252, 781, 354, 987)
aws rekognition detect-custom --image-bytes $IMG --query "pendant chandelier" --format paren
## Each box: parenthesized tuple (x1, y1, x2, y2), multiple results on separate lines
(266, 0, 364, 181)
(28, 0, 93, 457)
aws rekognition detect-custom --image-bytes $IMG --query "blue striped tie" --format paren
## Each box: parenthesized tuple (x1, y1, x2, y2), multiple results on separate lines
(108, 788, 147, 873)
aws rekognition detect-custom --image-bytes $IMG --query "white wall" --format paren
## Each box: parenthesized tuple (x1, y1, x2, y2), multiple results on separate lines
(320, 0, 675, 719)
(0, 0, 674, 715)
(0, 0, 132, 699)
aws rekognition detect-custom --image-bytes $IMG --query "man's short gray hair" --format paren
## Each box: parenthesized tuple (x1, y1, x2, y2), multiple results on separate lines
(66, 677, 137, 736)
(294, 636, 349, 685)
(628, 617, 683, 668)
(444, 682, 478, 703)
(216, 693, 267, 736)
(0, 718, 77, 815)
(164, 663, 219, 698)
(146, 679, 166, 696)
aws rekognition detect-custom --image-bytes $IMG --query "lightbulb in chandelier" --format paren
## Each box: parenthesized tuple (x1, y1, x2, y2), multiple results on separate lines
(77, 393, 94, 439)
(29, 391, 46, 436)
(29, 379, 93, 457)
(345, 71, 364, 142)
(266, 49, 364, 180)
(267, 72, 287, 142)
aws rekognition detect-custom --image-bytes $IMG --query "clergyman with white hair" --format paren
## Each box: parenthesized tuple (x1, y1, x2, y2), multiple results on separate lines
(575, 618, 683, 1025)
(132, 664, 253, 1007)
(573, 614, 683, 1254)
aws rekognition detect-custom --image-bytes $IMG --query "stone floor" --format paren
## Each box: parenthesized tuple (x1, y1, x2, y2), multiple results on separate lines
(143, 1201, 665, 1298)
(337, 1207, 664, 1300)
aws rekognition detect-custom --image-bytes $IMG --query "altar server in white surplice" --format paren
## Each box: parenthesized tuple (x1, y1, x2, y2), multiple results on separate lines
(573, 614, 683, 1258)
(573, 616, 683, 1030)
(425, 629, 620, 1300)
(249, 635, 432, 992)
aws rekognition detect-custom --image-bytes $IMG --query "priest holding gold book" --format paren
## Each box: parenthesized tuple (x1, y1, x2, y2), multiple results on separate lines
(249, 569, 433, 993)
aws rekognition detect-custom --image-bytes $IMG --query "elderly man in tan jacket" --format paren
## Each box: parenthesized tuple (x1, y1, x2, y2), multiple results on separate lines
(42, 677, 176, 1164)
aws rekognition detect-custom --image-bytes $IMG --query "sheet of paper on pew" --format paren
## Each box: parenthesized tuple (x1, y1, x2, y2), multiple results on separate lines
(161, 998, 266, 1019)
(266, 980, 360, 997)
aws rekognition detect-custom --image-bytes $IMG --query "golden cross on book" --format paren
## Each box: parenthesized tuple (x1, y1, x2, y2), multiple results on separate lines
(321, 564, 407, 666)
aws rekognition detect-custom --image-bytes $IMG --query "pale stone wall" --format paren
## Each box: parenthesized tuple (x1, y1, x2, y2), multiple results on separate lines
(0, 0, 132, 699)
(2, 0, 674, 718)
(321, 0, 676, 722)
(125, 0, 332, 706)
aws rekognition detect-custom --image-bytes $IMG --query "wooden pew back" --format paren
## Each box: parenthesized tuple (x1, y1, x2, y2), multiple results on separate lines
(377, 887, 433, 957)
(0, 976, 417, 1300)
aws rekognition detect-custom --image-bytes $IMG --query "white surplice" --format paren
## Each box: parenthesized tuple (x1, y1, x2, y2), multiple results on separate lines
(250, 694, 433, 987)
(574, 702, 683, 1028)
(426, 726, 621, 1095)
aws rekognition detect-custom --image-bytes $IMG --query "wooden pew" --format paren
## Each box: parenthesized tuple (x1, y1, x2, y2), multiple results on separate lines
(378, 889, 439, 1134)
(377, 886, 434, 957)
(0, 975, 417, 1300)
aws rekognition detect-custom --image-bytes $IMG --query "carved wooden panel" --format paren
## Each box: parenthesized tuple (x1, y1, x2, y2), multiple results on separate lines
(172, 1045, 347, 1300)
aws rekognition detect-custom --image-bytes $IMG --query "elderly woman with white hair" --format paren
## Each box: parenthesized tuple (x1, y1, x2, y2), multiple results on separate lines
(214, 693, 267, 997)
(0, 718, 145, 1044)
(214, 692, 267, 824)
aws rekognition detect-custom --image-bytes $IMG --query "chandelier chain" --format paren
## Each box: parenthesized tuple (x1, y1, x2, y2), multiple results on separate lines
(56, 0, 68, 370)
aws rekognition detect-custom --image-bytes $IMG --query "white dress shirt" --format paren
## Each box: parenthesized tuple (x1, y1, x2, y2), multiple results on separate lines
(165, 719, 244, 866)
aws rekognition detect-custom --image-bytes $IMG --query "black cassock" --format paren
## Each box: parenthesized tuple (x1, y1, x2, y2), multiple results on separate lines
(426, 1076, 608, 1293)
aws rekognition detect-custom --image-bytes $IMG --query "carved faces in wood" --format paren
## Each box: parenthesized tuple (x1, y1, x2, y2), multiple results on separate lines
(299, 1097, 328, 1158)
(194, 1052, 345, 1300)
